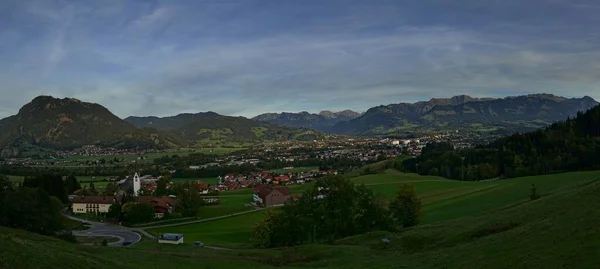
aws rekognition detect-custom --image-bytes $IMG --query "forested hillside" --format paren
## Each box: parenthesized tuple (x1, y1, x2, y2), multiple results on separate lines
(402, 105, 600, 181)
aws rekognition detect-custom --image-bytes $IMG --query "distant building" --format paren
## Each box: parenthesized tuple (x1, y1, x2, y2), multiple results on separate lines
(158, 233, 184, 245)
(72, 196, 118, 214)
(253, 185, 291, 207)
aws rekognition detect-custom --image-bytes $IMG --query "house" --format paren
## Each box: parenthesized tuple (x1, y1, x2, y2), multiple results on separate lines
(158, 233, 184, 244)
(253, 185, 291, 207)
(135, 196, 175, 218)
(71, 196, 118, 214)
(195, 181, 209, 194)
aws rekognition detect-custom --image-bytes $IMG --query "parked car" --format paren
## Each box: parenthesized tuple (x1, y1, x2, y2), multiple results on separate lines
(122, 241, 132, 246)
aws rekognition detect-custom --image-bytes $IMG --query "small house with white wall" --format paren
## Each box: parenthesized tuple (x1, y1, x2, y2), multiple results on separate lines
(158, 233, 184, 245)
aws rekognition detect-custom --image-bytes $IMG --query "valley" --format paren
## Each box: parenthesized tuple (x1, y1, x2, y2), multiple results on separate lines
(1, 94, 599, 269)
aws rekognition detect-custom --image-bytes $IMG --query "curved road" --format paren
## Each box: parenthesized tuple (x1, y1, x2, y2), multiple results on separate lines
(64, 214, 141, 247)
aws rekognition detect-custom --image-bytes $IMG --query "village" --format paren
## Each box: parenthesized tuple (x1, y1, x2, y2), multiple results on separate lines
(0, 130, 497, 169)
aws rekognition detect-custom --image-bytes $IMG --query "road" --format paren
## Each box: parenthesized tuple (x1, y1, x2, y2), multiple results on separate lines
(64, 214, 141, 247)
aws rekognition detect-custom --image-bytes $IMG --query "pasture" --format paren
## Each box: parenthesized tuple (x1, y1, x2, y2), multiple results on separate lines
(29, 147, 243, 167)
(3, 170, 600, 268)
(145, 210, 266, 248)
(144, 170, 600, 248)
(269, 166, 319, 174)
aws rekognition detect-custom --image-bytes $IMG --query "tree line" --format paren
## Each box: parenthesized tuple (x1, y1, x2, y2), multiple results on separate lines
(0, 175, 72, 240)
(400, 105, 600, 181)
(252, 175, 422, 248)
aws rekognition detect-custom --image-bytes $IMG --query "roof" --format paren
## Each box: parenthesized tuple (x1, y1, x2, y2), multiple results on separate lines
(135, 196, 176, 208)
(274, 186, 291, 196)
(258, 186, 291, 197)
(253, 184, 267, 194)
(159, 233, 183, 241)
(72, 196, 116, 204)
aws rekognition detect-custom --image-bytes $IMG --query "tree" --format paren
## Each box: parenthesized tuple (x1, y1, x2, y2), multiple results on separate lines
(122, 202, 155, 223)
(389, 183, 422, 228)
(154, 178, 168, 197)
(0, 175, 14, 191)
(101, 239, 108, 246)
(106, 202, 122, 221)
(252, 175, 392, 248)
(172, 182, 204, 217)
(21, 174, 68, 203)
(252, 208, 283, 248)
(0, 187, 64, 235)
(103, 182, 118, 196)
(353, 184, 389, 233)
(65, 175, 81, 194)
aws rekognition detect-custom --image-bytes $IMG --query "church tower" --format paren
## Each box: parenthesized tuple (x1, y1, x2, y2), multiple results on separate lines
(133, 172, 141, 197)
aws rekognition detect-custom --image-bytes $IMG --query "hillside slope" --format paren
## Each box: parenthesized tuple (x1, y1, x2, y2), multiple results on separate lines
(125, 112, 326, 147)
(331, 94, 598, 135)
(0, 96, 183, 156)
(2, 173, 599, 269)
(403, 102, 600, 181)
(253, 110, 360, 132)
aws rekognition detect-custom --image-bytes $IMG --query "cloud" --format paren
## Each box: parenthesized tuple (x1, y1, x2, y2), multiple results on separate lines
(132, 6, 171, 28)
(0, 0, 599, 120)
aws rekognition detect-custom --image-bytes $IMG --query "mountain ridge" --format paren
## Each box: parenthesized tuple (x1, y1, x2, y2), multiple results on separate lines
(335, 94, 598, 135)
(0, 96, 185, 157)
(252, 110, 361, 132)
(125, 112, 326, 147)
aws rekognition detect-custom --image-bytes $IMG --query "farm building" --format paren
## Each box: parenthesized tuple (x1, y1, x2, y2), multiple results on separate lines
(253, 185, 291, 207)
(158, 233, 184, 245)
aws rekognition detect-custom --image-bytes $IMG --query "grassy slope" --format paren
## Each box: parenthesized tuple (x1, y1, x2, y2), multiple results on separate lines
(2, 171, 600, 268)
(0, 172, 600, 268)
(145, 171, 600, 249)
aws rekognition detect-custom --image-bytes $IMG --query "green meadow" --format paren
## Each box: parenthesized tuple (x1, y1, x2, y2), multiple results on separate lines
(2, 170, 600, 268)
(144, 170, 600, 248)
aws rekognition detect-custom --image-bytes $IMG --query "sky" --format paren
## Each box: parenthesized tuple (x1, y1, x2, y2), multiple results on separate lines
(1, 0, 600, 119)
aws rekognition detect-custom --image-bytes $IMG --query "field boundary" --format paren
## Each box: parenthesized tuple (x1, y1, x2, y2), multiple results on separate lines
(141, 208, 266, 230)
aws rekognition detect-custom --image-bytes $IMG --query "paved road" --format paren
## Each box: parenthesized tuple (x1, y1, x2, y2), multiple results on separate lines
(64, 214, 141, 247)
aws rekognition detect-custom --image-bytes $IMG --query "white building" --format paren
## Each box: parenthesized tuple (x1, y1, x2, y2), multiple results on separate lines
(158, 233, 184, 245)
(71, 196, 117, 214)
(133, 173, 141, 197)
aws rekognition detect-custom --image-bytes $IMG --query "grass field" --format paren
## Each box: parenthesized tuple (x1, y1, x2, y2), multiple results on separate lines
(3, 170, 600, 268)
(134, 195, 255, 228)
(31, 148, 244, 167)
(144, 170, 600, 248)
(269, 166, 319, 174)
(146, 210, 266, 248)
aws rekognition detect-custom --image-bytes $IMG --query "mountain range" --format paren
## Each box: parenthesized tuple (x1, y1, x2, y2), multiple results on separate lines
(0, 93, 597, 158)
(0, 96, 325, 158)
(255, 94, 598, 136)
(0, 96, 184, 157)
(252, 110, 361, 132)
(124, 113, 324, 147)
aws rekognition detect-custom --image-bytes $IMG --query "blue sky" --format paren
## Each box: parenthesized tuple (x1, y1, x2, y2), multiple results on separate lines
(1, 0, 600, 119)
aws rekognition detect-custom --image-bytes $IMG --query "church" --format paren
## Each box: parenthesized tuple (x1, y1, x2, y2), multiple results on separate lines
(117, 173, 142, 196)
